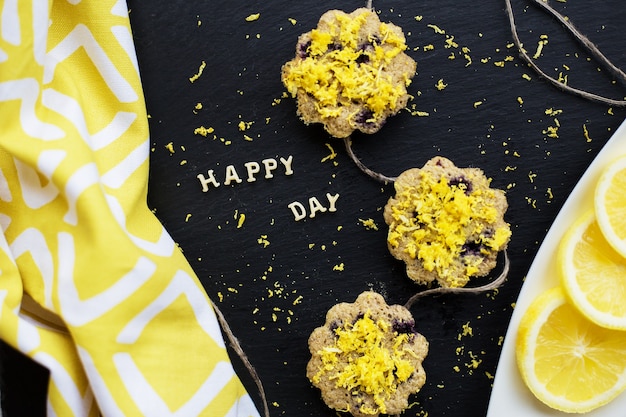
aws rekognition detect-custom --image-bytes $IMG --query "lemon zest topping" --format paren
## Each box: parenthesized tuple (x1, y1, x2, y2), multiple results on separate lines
(314, 312, 416, 415)
(282, 10, 414, 126)
(387, 172, 511, 287)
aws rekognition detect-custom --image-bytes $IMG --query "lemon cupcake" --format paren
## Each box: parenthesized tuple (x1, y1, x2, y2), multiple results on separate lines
(307, 291, 428, 416)
(281, 8, 416, 138)
(384, 156, 511, 288)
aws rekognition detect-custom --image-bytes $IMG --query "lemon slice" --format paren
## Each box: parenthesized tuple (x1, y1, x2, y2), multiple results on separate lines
(558, 210, 626, 330)
(595, 155, 626, 257)
(516, 287, 626, 413)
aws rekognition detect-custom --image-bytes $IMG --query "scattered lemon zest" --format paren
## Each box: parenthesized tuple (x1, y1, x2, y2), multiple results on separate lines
(258, 235, 270, 248)
(583, 124, 592, 142)
(359, 218, 379, 231)
(533, 34, 548, 59)
(321, 143, 337, 162)
(427, 24, 445, 34)
(194, 126, 214, 137)
(245, 13, 260, 22)
(237, 213, 246, 228)
(189, 60, 206, 83)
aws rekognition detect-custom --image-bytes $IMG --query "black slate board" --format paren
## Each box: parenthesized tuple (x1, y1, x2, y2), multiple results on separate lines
(2, 1, 626, 416)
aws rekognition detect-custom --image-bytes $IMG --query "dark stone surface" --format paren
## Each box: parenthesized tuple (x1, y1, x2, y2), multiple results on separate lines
(3, 1, 626, 416)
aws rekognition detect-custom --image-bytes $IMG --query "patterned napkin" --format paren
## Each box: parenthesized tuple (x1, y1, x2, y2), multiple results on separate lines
(0, 1, 260, 416)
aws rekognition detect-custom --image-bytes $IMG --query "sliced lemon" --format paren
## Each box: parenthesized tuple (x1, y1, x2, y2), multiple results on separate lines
(595, 155, 626, 257)
(558, 210, 626, 329)
(516, 287, 626, 413)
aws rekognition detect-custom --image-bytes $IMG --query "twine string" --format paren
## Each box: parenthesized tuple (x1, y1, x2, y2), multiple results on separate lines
(504, 0, 626, 106)
(343, 137, 397, 183)
(211, 300, 270, 417)
(529, 0, 626, 86)
(404, 250, 510, 310)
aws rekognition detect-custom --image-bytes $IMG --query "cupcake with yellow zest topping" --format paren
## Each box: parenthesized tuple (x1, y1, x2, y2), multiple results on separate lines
(281, 8, 417, 138)
(307, 291, 428, 417)
(384, 156, 511, 288)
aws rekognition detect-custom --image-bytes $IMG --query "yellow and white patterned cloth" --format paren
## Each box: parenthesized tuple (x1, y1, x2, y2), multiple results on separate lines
(0, 1, 260, 416)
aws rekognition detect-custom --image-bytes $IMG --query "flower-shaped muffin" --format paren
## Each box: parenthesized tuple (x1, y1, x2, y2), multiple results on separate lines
(307, 291, 428, 417)
(281, 8, 417, 138)
(384, 156, 511, 288)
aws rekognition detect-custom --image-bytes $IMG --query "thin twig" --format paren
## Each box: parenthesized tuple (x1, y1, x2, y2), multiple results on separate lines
(404, 250, 510, 310)
(343, 137, 397, 183)
(530, 0, 626, 86)
(211, 300, 270, 417)
(366, 0, 373, 10)
(504, 0, 626, 106)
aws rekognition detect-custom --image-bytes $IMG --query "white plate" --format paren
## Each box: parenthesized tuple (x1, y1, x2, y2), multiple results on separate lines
(486, 117, 626, 417)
